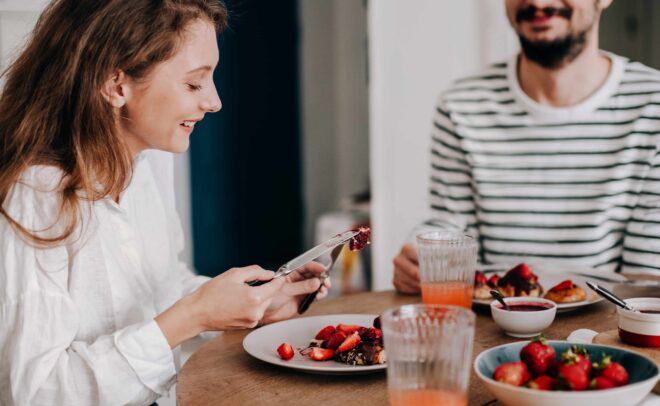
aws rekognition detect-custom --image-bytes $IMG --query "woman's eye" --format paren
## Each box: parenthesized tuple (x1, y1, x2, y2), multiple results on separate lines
(187, 83, 202, 91)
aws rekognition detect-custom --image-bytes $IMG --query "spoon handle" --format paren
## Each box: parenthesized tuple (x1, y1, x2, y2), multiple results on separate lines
(586, 281, 635, 311)
(490, 290, 510, 311)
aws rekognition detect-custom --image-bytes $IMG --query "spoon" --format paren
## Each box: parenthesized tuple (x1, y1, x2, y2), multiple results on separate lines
(586, 281, 638, 312)
(490, 290, 510, 311)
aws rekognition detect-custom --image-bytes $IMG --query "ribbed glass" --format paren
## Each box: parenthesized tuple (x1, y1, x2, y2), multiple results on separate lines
(381, 305, 475, 406)
(416, 232, 477, 308)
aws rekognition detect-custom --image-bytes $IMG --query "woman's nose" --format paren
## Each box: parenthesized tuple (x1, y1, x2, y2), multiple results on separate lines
(202, 88, 222, 113)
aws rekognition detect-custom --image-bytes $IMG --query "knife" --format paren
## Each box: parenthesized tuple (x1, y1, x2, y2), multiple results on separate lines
(247, 230, 360, 286)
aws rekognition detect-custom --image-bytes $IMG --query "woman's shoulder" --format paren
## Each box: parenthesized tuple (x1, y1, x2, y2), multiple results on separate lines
(4, 165, 66, 225)
(0, 166, 71, 302)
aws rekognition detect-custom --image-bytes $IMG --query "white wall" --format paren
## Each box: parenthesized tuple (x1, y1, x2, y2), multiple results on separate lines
(299, 0, 370, 246)
(368, 0, 518, 290)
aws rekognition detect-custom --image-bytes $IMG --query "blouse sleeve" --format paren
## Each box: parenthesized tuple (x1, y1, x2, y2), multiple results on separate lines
(0, 168, 176, 406)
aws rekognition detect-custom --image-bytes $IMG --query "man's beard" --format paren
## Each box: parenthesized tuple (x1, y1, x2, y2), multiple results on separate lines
(518, 31, 587, 69)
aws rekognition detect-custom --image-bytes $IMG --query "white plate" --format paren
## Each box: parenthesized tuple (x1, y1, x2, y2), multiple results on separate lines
(473, 264, 627, 313)
(243, 314, 386, 375)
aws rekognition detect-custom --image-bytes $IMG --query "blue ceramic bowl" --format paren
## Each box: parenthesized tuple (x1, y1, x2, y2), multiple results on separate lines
(474, 341, 659, 406)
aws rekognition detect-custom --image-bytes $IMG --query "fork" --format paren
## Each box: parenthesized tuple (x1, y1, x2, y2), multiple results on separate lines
(297, 244, 344, 314)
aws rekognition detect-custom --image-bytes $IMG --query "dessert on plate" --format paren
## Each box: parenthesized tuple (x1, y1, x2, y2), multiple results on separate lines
(544, 279, 587, 303)
(474, 263, 543, 299)
(276, 316, 386, 366)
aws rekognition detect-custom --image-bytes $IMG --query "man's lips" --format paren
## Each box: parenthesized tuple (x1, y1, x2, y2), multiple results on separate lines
(516, 6, 572, 23)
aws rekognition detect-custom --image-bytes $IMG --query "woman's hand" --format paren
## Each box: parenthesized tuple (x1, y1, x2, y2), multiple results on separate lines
(156, 265, 285, 348)
(259, 262, 331, 325)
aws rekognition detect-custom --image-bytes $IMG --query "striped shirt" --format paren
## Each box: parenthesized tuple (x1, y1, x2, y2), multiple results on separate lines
(429, 52, 660, 274)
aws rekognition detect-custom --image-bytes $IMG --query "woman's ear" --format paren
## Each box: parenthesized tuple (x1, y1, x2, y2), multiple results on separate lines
(101, 70, 129, 108)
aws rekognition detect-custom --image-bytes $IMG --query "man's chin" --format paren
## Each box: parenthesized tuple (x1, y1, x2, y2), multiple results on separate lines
(518, 32, 586, 69)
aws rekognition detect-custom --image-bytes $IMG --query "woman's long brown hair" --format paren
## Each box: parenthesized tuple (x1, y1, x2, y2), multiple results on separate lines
(0, 0, 227, 247)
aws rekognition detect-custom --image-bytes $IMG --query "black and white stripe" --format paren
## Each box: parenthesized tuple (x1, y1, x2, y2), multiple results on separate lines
(429, 54, 660, 274)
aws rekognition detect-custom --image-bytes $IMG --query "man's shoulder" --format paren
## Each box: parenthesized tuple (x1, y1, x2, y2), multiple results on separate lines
(622, 59, 660, 79)
(436, 60, 513, 110)
(449, 61, 510, 87)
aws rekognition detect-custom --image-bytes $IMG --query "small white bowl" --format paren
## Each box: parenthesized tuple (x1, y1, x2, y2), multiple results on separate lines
(617, 297, 660, 348)
(490, 297, 557, 338)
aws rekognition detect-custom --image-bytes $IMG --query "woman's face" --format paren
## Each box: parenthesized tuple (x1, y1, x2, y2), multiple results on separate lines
(119, 19, 221, 155)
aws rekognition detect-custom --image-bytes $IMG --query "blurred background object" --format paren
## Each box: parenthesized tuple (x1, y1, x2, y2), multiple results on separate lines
(1, 0, 659, 293)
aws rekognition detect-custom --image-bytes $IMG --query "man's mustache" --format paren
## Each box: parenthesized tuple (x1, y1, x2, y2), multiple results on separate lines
(516, 6, 572, 22)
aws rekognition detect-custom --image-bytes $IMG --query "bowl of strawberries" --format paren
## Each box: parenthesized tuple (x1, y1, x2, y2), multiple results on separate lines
(474, 336, 659, 406)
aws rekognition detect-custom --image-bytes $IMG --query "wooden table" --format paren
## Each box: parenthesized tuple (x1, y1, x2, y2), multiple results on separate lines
(177, 286, 651, 406)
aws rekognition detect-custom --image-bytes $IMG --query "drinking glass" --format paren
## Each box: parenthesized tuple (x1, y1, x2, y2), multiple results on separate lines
(416, 231, 477, 308)
(381, 304, 476, 406)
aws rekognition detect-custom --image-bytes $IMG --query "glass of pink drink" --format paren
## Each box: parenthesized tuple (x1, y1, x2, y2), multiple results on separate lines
(381, 305, 476, 406)
(416, 232, 477, 308)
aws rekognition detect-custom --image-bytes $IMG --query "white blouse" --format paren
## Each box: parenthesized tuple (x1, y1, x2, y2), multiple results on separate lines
(0, 151, 209, 406)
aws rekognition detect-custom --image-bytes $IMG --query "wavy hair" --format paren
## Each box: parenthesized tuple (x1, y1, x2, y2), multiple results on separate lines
(0, 0, 227, 246)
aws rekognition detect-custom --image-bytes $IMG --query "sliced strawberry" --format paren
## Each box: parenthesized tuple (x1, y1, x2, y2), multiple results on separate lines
(314, 325, 336, 340)
(336, 324, 362, 335)
(360, 327, 382, 342)
(475, 270, 488, 285)
(493, 362, 531, 386)
(550, 279, 574, 292)
(326, 331, 347, 350)
(488, 274, 500, 288)
(590, 376, 616, 390)
(337, 332, 362, 353)
(309, 347, 335, 361)
(277, 343, 294, 361)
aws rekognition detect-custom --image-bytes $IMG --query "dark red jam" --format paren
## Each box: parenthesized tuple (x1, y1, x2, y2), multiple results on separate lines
(619, 328, 660, 348)
(640, 309, 660, 314)
(497, 303, 553, 312)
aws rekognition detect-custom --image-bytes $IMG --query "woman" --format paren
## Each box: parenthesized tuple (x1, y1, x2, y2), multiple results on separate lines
(0, 1, 328, 405)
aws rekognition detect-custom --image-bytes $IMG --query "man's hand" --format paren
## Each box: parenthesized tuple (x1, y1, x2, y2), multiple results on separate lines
(392, 244, 421, 294)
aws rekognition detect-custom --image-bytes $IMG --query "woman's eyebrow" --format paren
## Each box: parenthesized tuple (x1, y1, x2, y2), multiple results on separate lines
(186, 65, 214, 74)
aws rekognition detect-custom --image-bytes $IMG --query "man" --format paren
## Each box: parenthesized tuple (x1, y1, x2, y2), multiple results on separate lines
(393, 0, 660, 294)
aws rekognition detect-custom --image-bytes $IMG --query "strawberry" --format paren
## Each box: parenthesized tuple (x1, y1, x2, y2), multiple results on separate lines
(493, 362, 531, 386)
(593, 355, 629, 387)
(336, 324, 362, 335)
(561, 346, 591, 375)
(527, 375, 557, 391)
(314, 325, 336, 341)
(557, 363, 589, 391)
(325, 331, 347, 350)
(360, 327, 382, 342)
(337, 331, 362, 353)
(309, 347, 335, 361)
(277, 343, 294, 361)
(550, 279, 574, 292)
(590, 376, 616, 390)
(475, 271, 488, 285)
(488, 274, 500, 288)
(520, 335, 556, 375)
(510, 263, 532, 279)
